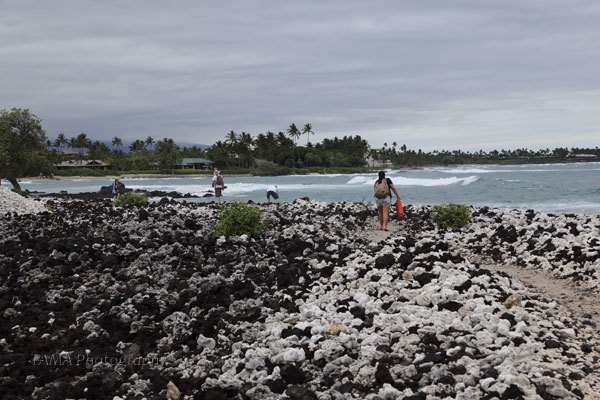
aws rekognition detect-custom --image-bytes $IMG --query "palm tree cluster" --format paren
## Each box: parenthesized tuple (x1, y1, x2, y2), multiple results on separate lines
(44, 126, 600, 173)
(47, 134, 185, 171)
(370, 144, 600, 167)
(205, 124, 370, 169)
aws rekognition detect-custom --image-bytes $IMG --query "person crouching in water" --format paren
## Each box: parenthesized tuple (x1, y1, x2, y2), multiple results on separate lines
(266, 185, 279, 206)
(373, 171, 399, 230)
(111, 178, 121, 201)
(212, 170, 225, 205)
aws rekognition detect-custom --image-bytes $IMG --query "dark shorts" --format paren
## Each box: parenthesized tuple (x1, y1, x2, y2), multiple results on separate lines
(267, 191, 279, 200)
(215, 188, 222, 196)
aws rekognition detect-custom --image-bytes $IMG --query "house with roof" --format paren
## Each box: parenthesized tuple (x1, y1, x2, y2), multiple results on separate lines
(176, 158, 214, 170)
(56, 160, 112, 170)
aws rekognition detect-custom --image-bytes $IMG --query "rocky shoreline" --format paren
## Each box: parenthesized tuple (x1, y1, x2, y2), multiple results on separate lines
(31, 183, 214, 201)
(1, 199, 600, 399)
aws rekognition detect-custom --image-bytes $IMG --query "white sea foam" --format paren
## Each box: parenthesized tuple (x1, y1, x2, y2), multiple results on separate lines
(126, 182, 341, 195)
(437, 167, 589, 174)
(347, 176, 371, 184)
(460, 176, 479, 185)
(124, 177, 200, 181)
(347, 175, 479, 186)
(437, 168, 494, 174)
(394, 176, 479, 186)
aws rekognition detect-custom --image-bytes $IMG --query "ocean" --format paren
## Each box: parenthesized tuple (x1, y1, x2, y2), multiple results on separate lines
(12, 162, 600, 214)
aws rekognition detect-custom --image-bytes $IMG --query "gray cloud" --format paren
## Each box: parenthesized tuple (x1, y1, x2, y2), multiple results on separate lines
(1, 0, 599, 150)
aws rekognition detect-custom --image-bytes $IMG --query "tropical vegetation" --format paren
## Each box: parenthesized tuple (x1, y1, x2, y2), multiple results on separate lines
(2, 108, 599, 185)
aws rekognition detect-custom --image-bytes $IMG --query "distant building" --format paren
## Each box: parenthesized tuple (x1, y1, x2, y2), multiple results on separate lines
(572, 154, 598, 159)
(56, 160, 111, 170)
(366, 154, 393, 168)
(176, 158, 214, 169)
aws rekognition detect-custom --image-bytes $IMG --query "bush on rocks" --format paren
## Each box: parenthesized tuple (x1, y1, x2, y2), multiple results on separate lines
(214, 201, 268, 238)
(113, 192, 149, 207)
(430, 203, 471, 229)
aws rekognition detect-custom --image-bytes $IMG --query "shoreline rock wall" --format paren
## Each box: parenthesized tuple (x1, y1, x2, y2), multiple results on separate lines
(0, 200, 599, 399)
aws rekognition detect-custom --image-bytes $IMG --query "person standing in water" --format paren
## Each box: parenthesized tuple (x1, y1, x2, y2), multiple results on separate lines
(212, 169, 225, 205)
(266, 185, 279, 205)
(373, 171, 399, 230)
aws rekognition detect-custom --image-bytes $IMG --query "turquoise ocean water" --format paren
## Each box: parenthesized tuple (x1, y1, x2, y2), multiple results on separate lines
(10, 162, 600, 214)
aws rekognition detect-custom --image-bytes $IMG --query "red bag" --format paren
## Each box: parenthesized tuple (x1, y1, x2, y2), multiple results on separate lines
(396, 197, 404, 220)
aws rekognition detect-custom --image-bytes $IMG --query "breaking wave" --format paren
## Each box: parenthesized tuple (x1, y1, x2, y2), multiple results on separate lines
(347, 175, 479, 186)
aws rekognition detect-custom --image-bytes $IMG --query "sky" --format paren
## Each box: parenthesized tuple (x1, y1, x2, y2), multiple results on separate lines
(1, 0, 600, 151)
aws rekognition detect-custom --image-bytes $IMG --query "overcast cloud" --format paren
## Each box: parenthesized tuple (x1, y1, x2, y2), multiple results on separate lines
(1, 0, 599, 150)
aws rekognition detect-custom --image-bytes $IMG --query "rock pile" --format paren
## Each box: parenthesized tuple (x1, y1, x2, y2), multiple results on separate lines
(0, 186, 48, 215)
(431, 206, 600, 289)
(0, 199, 599, 399)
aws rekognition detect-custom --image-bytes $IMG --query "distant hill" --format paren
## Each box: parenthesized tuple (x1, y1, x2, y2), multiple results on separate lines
(175, 141, 212, 150)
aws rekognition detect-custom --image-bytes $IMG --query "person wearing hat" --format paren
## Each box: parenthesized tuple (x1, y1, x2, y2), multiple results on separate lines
(212, 169, 225, 205)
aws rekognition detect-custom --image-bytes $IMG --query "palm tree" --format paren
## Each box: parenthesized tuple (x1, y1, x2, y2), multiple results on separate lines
(277, 132, 289, 147)
(54, 133, 67, 151)
(75, 133, 90, 163)
(287, 123, 301, 166)
(287, 123, 301, 145)
(145, 136, 154, 150)
(302, 123, 314, 146)
(265, 131, 277, 161)
(238, 132, 254, 167)
(225, 130, 238, 165)
(206, 140, 230, 168)
(112, 136, 123, 149)
(129, 140, 145, 153)
(155, 138, 181, 171)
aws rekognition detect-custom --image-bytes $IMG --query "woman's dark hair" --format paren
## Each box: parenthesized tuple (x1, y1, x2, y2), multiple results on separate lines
(378, 171, 385, 184)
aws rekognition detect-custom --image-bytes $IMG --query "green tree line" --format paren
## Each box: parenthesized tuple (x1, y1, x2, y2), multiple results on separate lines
(2, 108, 598, 190)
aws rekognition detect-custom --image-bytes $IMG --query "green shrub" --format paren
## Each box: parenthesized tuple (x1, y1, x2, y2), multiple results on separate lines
(214, 201, 268, 238)
(114, 192, 149, 207)
(430, 203, 471, 229)
(251, 167, 293, 176)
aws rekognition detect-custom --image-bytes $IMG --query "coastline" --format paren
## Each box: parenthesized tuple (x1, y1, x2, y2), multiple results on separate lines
(17, 158, 599, 183)
(9, 161, 599, 215)
(18, 173, 254, 183)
